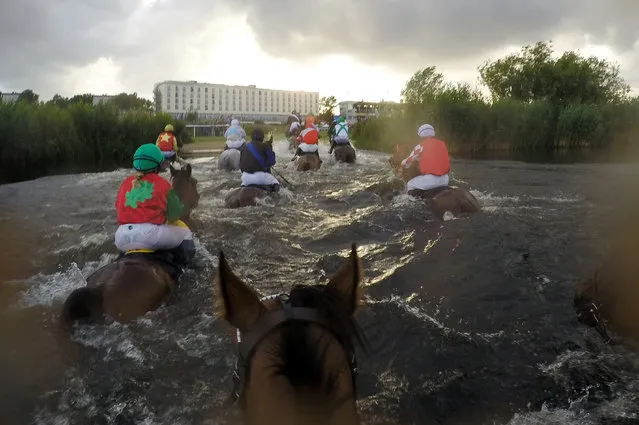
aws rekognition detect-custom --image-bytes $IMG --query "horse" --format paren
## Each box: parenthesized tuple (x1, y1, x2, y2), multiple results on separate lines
(216, 243, 366, 425)
(333, 144, 356, 164)
(389, 143, 411, 169)
(218, 148, 242, 172)
(393, 156, 480, 219)
(574, 216, 639, 345)
(59, 164, 200, 327)
(288, 136, 299, 151)
(225, 186, 276, 208)
(296, 153, 322, 171)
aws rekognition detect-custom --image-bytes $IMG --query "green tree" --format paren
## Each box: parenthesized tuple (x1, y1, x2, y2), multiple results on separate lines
(400, 66, 446, 105)
(18, 89, 39, 105)
(318, 95, 338, 122)
(109, 92, 154, 111)
(479, 41, 630, 104)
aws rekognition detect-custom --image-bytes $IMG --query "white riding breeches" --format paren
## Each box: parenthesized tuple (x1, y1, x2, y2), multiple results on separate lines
(225, 140, 245, 149)
(114, 223, 193, 252)
(407, 174, 449, 191)
(333, 135, 349, 143)
(161, 151, 176, 159)
(241, 171, 279, 187)
(299, 143, 318, 153)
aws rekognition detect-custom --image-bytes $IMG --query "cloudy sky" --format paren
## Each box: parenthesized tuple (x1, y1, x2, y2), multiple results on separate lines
(2, 0, 639, 102)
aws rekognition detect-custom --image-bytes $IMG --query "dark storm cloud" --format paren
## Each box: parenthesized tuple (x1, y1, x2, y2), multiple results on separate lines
(238, 0, 639, 69)
(2, 0, 639, 96)
(0, 0, 219, 95)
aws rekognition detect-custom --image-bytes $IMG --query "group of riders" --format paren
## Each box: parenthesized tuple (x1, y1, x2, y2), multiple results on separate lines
(111, 116, 451, 281)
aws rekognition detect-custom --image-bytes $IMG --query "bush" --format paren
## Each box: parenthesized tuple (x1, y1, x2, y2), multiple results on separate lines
(0, 100, 192, 183)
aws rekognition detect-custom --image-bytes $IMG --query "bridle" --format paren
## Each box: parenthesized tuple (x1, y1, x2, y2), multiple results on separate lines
(227, 293, 359, 406)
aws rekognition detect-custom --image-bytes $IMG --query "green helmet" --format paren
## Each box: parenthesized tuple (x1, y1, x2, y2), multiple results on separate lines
(338, 116, 345, 123)
(133, 143, 164, 172)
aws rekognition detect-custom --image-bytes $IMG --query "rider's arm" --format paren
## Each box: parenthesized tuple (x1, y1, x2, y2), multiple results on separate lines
(172, 139, 179, 152)
(401, 144, 423, 168)
(166, 188, 185, 222)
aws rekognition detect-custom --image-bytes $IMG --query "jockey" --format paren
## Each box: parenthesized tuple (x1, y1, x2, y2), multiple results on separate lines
(400, 124, 450, 192)
(224, 119, 247, 150)
(156, 124, 179, 161)
(328, 116, 339, 142)
(328, 116, 351, 154)
(239, 128, 280, 192)
(294, 120, 321, 160)
(114, 143, 194, 266)
(287, 111, 302, 138)
(304, 114, 318, 130)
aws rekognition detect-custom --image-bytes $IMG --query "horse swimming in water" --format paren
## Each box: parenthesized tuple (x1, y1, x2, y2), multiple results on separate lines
(218, 148, 242, 172)
(217, 243, 366, 425)
(59, 164, 200, 327)
(333, 144, 356, 164)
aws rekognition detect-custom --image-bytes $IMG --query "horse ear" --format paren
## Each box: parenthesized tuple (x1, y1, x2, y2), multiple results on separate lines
(185, 163, 192, 177)
(327, 243, 362, 315)
(170, 164, 177, 177)
(215, 251, 266, 333)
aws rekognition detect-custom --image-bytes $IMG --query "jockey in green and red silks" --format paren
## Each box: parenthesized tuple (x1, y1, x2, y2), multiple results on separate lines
(113, 143, 192, 261)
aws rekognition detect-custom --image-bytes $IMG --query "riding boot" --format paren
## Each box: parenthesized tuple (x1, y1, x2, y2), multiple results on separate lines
(168, 239, 196, 268)
(328, 141, 335, 154)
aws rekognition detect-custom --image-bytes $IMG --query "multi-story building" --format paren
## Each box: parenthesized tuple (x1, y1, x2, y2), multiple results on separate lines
(154, 81, 319, 124)
(339, 100, 402, 123)
(92, 95, 116, 106)
(0, 92, 20, 103)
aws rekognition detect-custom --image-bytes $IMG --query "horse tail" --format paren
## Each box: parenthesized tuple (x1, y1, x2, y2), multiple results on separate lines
(59, 286, 104, 330)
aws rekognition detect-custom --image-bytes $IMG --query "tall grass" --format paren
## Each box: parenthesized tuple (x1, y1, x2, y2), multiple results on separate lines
(352, 98, 639, 156)
(0, 101, 192, 183)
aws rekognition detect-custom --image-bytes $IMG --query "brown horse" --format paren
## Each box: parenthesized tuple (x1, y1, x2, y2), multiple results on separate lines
(216, 243, 365, 425)
(334, 144, 356, 164)
(296, 153, 322, 171)
(225, 187, 274, 208)
(59, 164, 199, 327)
(574, 215, 639, 345)
(393, 154, 481, 219)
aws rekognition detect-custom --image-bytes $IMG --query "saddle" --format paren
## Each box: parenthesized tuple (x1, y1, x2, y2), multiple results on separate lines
(120, 250, 184, 282)
(243, 183, 280, 193)
(408, 186, 452, 200)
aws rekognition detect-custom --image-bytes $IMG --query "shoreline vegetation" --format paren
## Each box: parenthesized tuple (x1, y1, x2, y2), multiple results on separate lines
(2, 41, 639, 184)
(351, 42, 639, 162)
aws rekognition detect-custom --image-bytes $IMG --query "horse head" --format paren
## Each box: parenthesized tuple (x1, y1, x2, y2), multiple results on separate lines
(170, 163, 199, 220)
(216, 243, 365, 425)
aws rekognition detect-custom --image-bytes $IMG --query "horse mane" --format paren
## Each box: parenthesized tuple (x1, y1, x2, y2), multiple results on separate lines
(272, 284, 366, 407)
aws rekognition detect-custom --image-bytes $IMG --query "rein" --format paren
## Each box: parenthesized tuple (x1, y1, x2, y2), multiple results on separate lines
(226, 294, 358, 406)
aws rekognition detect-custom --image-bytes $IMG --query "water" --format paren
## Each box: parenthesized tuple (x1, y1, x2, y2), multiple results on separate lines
(1, 141, 639, 424)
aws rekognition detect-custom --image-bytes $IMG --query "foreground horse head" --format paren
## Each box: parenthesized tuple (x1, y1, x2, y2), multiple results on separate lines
(170, 163, 200, 220)
(334, 145, 356, 164)
(59, 165, 199, 329)
(296, 154, 322, 172)
(216, 244, 365, 425)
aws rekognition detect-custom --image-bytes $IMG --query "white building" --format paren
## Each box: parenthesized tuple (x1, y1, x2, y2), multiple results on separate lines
(0, 92, 20, 103)
(92, 95, 115, 106)
(339, 101, 357, 123)
(155, 81, 319, 123)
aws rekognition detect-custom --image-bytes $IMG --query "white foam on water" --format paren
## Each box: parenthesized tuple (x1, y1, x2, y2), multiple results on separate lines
(367, 295, 505, 343)
(72, 322, 146, 364)
(53, 231, 111, 254)
(16, 253, 117, 308)
(506, 405, 596, 425)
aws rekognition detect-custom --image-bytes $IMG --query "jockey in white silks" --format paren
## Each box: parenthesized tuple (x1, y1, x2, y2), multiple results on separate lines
(287, 113, 302, 138)
(224, 119, 247, 150)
